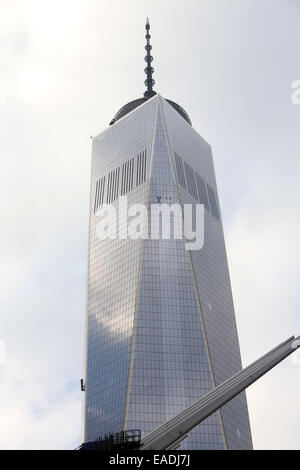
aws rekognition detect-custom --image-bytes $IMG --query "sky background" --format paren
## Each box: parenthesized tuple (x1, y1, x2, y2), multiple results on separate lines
(0, 0, 299, 450)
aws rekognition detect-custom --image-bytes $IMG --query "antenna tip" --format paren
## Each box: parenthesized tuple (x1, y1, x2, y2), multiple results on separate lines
(146, 17, 149, 26)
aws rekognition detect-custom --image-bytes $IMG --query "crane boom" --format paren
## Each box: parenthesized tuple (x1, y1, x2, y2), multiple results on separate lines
(140, 335, 300, 450)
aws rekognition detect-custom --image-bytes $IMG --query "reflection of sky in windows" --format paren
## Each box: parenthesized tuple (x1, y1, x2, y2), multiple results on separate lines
(84, 95, 252, 449)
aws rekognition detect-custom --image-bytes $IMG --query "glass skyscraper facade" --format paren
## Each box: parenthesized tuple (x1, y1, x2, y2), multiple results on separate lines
(83, 92, 253, 449)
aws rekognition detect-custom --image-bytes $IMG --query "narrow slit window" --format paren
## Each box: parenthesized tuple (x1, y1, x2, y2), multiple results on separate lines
(111, 170, 115, 203)
(121, 163, 125, 195)
(195, 172, 209, 212)
(174, 153, 186, 189)
(106, 173, 111, 204)
(141, 151, 146, 183)
(125, 161, 129, 194)
(184, 162, 198, 200)
(130, 158, 134, 191)
(94, 180, 99, 213)
(136, 154, 139, 187)
(143, 150, 147, 183)
(207, 184, 220, 220)
(115, 167, 120, 200)
(111, 170, 115, 202)
(100, 176, 105, 206)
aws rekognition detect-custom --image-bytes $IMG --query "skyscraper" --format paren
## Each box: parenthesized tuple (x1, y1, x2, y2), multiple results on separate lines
(83, 19, 253, 450)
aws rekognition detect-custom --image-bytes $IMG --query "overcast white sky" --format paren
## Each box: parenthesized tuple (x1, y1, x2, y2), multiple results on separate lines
(0, 0, 299, 450)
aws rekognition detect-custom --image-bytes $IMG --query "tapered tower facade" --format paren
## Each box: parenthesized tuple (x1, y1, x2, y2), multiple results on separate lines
(83, 20, 252, 449)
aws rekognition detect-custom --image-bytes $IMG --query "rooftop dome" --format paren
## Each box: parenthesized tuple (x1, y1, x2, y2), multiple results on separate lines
(109, 96, 191, 126)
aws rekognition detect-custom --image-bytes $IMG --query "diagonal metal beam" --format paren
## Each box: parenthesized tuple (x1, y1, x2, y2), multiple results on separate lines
(140, 335, 300, 450)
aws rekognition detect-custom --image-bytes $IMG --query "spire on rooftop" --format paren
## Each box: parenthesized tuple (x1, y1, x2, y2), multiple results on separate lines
(144, 17, 156, 98)
(109, 19, 192, 126)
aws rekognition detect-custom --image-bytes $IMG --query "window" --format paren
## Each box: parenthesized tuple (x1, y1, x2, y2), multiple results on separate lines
(94, 176, 106, 213)
(207, 184, 219, 220)
(136, 150, 147, 187)
(184, 162, 198, 200)
(174, 152, 186, 189)
(195, 172, 209, 212)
